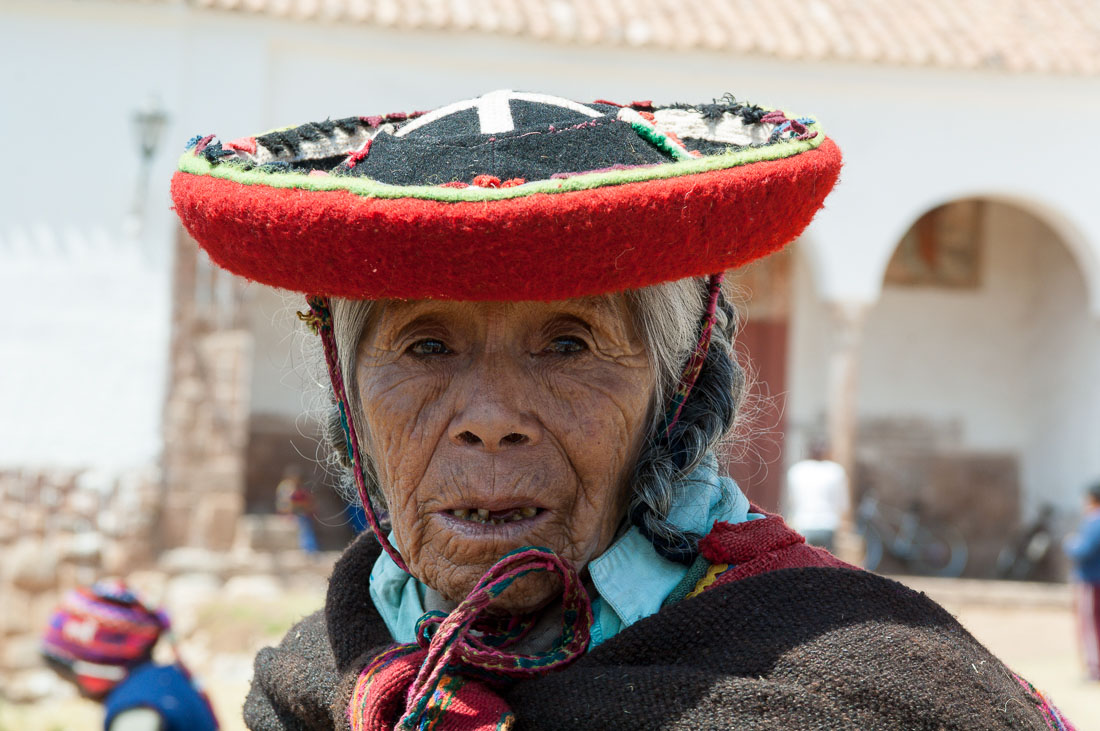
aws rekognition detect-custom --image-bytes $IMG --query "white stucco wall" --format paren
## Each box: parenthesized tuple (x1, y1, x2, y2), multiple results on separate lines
(784, 242, 834, 458)
(0, 3, 185, 471)
(0, 228, 168, 471)
(1023, 225, 1100, 514)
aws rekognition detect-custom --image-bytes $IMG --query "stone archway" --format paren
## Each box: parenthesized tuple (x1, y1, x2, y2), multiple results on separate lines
(853, 198, 1100, 577)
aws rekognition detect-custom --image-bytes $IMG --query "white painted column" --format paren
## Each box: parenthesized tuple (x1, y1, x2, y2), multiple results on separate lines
(824, 301, 870, 562)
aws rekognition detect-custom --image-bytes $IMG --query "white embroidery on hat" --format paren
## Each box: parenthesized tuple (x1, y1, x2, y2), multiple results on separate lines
(394, 90, 603, 137)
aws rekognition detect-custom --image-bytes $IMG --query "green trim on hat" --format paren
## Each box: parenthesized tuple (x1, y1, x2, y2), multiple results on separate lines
(176, 118, 825, 204)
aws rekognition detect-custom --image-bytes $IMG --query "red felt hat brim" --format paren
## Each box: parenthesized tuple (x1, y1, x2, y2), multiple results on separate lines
(170, 137, 841, 301)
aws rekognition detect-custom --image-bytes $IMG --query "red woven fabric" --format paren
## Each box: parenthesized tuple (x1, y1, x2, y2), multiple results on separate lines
(698, 507, 857, 586)
(356, 651, 419, 731)
(354, 648, 514, 731)
(170, 139, 841, 301)
(429, 677, 514, 731)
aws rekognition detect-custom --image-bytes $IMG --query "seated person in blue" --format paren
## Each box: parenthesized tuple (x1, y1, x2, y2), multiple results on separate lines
(40, 580, 219, 731)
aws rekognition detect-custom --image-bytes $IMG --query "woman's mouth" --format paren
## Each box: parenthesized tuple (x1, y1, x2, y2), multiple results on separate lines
(447, 507, 542, 525)
(435, 505, 549, 538)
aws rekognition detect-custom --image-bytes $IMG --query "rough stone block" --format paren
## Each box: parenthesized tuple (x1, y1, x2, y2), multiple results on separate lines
(3, 539, 59, 593)
(235, 515, 300, 553)
(1, 635, 45, 672)
(0, 587, 34, 637)
(195, 493, 243, 550)
(159, 547, 228, 577)
(223, 574, 283, 601)
(2, 668, 66, 703)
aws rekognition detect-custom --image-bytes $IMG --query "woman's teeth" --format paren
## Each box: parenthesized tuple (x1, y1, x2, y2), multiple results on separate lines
(450, 507, 538, 525)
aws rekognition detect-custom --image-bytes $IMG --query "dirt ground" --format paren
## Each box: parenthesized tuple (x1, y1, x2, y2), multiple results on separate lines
(2, 575, 1097, 730)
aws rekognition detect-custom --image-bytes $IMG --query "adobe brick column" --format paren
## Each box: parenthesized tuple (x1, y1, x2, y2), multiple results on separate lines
(158, 228, 251, 551)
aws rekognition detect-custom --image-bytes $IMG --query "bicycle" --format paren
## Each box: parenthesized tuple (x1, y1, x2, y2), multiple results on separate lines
(856, 493, 969, 577)
(994, 504, 1055, 581)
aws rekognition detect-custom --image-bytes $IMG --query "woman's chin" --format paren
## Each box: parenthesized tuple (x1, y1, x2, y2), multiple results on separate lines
(435, 564, 564, 616)
(481, 572, 563, 615)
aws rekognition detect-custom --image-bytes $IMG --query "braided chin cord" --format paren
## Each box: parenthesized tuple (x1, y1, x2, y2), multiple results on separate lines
(403, 547, 591, 722)
(663, 272, 725, 437)
(298, 296, 409, 574)
(348, 547, 593, 731)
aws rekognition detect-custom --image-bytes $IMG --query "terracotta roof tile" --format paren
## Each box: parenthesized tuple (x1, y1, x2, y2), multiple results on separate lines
(182, 0, 1100, 75)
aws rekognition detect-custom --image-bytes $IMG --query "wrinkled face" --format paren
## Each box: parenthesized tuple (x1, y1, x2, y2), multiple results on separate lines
(354, 298, 655, 613)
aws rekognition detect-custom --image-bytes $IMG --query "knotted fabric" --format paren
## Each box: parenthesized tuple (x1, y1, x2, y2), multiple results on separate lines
(348, 546, 593, 731)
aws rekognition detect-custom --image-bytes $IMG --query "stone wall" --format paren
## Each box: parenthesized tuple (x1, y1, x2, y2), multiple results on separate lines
(0, 467, 161, 701)
(159, 328, 252, 550)
(0, 465, 345, 705)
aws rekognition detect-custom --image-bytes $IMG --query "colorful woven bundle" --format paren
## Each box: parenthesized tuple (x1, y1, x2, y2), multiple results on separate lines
(348, 547, 593, 731)
(41, 580, 169, 697)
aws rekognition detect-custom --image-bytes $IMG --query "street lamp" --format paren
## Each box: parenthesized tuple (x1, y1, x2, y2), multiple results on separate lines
(127, 95, 169, 239)
(134, 95, 169, 164)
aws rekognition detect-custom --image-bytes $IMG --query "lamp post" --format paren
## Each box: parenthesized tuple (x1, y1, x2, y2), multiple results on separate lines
(126, 95, 169, 240)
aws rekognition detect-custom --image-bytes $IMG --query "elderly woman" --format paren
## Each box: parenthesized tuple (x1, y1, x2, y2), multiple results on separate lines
(172, 91, 1073, 730)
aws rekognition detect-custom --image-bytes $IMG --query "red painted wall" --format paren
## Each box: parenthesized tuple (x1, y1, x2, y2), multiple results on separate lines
(724, 319, 789, 512)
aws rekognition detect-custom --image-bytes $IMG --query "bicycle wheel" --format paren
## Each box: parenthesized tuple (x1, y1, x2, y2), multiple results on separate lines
(909, 524, 968, 578)
(994, 545, 1018, 580)
(860, 524, 885, 573)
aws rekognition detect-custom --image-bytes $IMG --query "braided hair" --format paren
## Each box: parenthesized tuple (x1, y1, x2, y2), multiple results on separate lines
(627, 281, 743, 563)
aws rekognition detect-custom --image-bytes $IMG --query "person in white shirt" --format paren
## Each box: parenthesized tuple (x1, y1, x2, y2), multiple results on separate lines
(784, 441, 850, 552)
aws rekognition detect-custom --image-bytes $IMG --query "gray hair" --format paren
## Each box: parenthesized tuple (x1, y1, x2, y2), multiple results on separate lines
(323, 278, 744, 561)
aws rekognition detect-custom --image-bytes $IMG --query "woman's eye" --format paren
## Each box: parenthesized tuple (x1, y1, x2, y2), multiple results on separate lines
(544, 336, 588, 355)
(408, 339, 451, 356)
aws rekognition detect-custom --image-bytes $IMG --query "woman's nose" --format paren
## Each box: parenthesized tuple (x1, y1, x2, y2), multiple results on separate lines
(449, 406, 540, 450)
(448, 360, 541, 451)
(452, 429, 531, 448)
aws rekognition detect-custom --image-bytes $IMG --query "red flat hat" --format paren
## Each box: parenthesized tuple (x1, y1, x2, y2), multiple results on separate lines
(171, 90, 841, 301)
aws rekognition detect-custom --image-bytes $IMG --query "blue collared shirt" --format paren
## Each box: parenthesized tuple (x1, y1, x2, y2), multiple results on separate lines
(369, 454, 755, 647)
